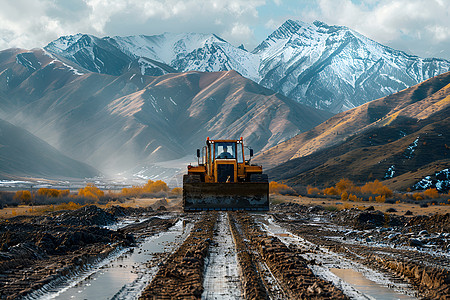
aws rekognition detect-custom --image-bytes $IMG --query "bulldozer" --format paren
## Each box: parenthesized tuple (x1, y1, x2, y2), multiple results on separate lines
(183, 137, 269, 211)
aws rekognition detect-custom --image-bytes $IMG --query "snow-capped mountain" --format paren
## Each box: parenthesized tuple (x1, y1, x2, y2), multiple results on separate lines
(254, 20, 450, 112)
(45, 20, 450, 113)
(45, 33, 260, 81)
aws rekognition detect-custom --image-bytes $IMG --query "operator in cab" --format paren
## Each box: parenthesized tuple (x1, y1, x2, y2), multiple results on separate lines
(217, 145, 233, 159)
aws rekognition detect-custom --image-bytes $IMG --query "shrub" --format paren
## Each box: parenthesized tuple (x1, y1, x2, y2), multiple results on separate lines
(143, 180, 169, 194)
(121, 180, 170, 198)
(375, 195, 386, 203)
(361, 180, 393, 198)
(78, 183, 104, 201)
(336, 178, 357, 193)
(307, 185, 320, 195)
(348, 194, 362, 202)
(341, 191, 349, 201)
(170, 187, 183, 196)
(323, 187, 339, 196)
(14, 190, 32, 205)
(269, 181, 296, 195)
(423, 188, 439, 199)
(38, 188, 70, 198)
(413, 192, 424, 201)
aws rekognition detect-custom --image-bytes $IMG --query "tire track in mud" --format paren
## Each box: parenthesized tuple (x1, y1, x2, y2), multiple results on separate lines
(270, 211, 449, 299)
(22, 215, 182, 300)
(229, 212, 270, 300)
(140, 211, 218, 299)
(258, 214, 417, 299)
(231, 212, 348, 300)
(201, 212, 241, 299)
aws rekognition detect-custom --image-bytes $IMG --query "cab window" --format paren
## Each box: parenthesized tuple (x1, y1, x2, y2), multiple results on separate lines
(215, 142, 235, 159)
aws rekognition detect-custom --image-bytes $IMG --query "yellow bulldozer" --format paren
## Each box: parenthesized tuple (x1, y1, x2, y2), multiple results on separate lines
(183, 137, 269, 211)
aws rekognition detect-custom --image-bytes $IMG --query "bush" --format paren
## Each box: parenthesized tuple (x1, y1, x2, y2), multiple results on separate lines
(348, 194, 362, 202)
(269, 181, 296, 195)
(14, 190, 32, 205)
(78, 184, 104, 201)
(37, 188, 70, 198)
(121, 180, 170, 198)
(375, 195, 386, 203)
(323, 187, 339, 196)
(170, 187, 183, 197)
(341, 191, 349, 201)
(423, 188, 439, 199)
(361, 180, 393, 198)
(413, 192, 424, 201)
(307, 185, 320, 195)
(336, 178, 358, 194)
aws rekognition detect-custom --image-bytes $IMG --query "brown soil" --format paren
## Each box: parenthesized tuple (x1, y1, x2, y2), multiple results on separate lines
(232, 211, 348, 299)
(0, 206, 176, 299)
(271, 201, 450, 299)
(140, 211, 217, 299)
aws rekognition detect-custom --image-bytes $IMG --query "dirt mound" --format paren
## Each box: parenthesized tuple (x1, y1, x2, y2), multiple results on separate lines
(50, 205, 117, 226)
(106, 205, 154, 217)
(405, 213, 450, 232)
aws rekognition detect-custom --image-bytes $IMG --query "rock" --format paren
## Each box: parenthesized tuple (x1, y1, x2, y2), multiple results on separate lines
(409, 238, 423, 247)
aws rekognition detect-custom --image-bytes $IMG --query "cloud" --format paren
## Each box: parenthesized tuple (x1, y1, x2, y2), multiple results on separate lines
(0, 0, 265, 50)
(0, 0, 449, 60)
(304, 0, 450, 59)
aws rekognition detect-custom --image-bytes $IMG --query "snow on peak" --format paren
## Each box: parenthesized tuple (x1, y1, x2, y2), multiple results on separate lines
(45, 33, 85, 53)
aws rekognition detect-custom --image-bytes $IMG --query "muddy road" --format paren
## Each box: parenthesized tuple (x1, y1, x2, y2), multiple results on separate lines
(0, 202, 448, 299)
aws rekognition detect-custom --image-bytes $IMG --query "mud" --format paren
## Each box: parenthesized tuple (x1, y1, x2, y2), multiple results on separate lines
(1, 200, 448, 299)
(0, 206, 175, 299)
(232, 211, 348, 299)
(271, 202, 449, 299)
(139, 211, 217, 299)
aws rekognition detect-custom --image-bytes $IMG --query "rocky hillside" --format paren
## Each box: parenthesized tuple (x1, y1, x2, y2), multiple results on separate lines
(256, 71, 450, 191)
(0, 48, 331, 176)
(44, 20, 450, 113)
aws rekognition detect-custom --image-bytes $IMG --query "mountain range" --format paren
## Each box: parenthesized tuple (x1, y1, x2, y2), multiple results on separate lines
(0, 48, 330, 178)
(254, 71, 450, 191)
(45, 20, 450, 113)
(1, 19, 449, 182)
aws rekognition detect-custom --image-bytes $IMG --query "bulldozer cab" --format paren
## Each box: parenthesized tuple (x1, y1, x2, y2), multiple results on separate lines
(183, 137, 269, 211)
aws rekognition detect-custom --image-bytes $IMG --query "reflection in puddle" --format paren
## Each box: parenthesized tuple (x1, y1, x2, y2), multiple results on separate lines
(49, 219, 191, 300)
(330, 268, 416, 300)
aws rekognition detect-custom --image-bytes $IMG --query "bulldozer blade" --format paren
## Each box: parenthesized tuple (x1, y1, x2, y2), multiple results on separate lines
(183, 182, 269, 211)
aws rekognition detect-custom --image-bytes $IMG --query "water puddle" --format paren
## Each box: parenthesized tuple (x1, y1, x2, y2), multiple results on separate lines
(40, 218, 192, 300)
(256, 215, 417, 299)
(330, 268, 415, 300)
(201, 212, 241, 299)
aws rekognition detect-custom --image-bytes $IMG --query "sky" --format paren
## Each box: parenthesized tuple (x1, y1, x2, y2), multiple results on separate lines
(0, 0, 449, 60)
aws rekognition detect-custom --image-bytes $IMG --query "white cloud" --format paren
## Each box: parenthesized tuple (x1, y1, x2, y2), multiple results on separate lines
(0, 0, 265, 50)
(306, 0, 450, 59)
(0, 0, 449, 60)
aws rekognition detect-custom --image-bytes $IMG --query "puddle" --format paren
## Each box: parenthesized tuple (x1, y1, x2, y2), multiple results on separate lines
(39, 218, 192, 300)
(330, 268, 416, 300)
(201, 212, 241, 299)
(256, 215, 417, 299)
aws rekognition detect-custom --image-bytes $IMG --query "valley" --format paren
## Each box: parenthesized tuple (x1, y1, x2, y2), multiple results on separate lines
(0, 11, 449, 300)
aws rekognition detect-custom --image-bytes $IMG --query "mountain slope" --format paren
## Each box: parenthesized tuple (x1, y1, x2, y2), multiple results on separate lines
(0, 48, 331, 175)
(257, 71, 450, 190)
(0, 118, 99, 179)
